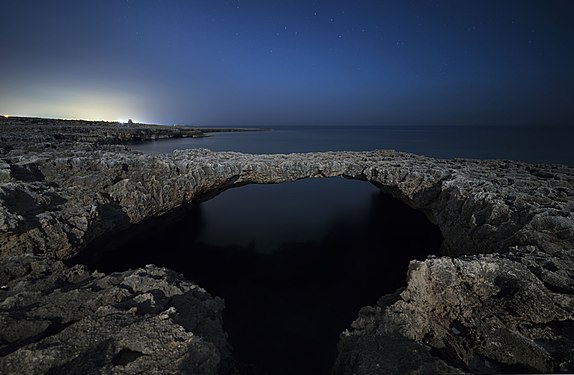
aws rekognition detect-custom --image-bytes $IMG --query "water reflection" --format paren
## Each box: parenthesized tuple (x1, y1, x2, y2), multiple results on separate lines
(196, 178, 380, 253)
(92, 177, 443, 375)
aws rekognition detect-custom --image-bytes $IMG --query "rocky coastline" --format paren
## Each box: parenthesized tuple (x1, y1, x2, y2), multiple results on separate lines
(0, 116, 259, 154)
(1, 118, 573, 374)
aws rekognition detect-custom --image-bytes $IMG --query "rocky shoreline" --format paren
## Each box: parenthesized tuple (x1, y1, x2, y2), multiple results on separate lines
(1, 118, 573, 374)
(0, 116, 259, 153)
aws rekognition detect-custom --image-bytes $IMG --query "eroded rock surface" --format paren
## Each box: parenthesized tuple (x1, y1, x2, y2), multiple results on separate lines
(1, 119, 573, 374)
(335, 251, 574, 374)
(1, 148, 572, 262)
(0, 254, 234, 375)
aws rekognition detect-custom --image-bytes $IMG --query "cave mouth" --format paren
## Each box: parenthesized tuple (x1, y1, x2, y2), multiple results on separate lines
(86, 177, 444, 375)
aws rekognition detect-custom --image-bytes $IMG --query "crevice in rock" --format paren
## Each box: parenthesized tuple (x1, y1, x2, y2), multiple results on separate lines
(9, 163, 45, 182)
(44, 339, 116, 374)
(0, 318, 76, 357)
(113, 348, 144, 366)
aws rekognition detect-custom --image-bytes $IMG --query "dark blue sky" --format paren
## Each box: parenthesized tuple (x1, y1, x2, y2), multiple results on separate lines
(1, 0, 573, 126)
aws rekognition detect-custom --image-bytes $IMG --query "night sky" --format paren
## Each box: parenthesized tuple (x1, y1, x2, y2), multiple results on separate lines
(1, 1, 573, 126)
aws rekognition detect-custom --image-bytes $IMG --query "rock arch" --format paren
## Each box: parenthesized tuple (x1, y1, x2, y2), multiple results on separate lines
(1, 148, 573, 373)
(4, 148, 571, 260)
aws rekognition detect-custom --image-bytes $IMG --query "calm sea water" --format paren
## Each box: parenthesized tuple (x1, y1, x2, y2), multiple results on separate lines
(197, 177, 380, 253)
(130, 125, 573, 165)
(97, 177, 443, 375)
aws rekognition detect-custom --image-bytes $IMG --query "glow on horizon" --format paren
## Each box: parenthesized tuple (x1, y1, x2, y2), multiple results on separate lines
(116, 119, 139, 124)
(0, 86, 152, 123)
(0, 111, 149, 124)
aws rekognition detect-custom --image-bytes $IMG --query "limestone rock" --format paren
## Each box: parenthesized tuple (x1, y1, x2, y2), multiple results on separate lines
(1, 149, 572, 263)
(335, 250, 574, 374)
(0, 254, 234, 375)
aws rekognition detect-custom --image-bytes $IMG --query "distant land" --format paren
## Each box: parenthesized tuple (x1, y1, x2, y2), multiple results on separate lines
(0, 115, 264, 153)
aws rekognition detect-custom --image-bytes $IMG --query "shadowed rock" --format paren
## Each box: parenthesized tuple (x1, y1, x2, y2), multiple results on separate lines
(0, 254, 234, 375)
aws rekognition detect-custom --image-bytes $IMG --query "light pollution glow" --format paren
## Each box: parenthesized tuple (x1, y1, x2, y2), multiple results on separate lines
(0, 87, 150, 123)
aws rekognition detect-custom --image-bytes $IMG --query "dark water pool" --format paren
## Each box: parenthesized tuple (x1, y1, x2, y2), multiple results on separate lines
(89, 177, 443, 375)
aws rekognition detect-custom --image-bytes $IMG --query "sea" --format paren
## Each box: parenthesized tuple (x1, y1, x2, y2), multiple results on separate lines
(127, 125, 572, 255)
(113, 125, 572, 374)
(129, 125, 574, 165)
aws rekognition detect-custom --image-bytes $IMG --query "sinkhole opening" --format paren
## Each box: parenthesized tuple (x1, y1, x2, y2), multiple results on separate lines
(85, 177, 443, 375)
